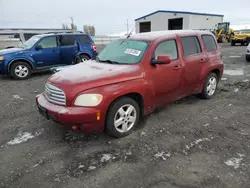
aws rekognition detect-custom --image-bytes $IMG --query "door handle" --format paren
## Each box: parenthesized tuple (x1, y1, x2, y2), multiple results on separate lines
(173, 65, 181, 70)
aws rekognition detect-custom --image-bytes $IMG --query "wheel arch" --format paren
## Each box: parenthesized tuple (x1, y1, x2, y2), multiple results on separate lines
(8, 58, 35, 73)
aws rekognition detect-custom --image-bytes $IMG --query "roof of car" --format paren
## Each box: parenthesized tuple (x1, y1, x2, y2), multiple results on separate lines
(35, 32, 88, 37)
(127, 30, 213, 41)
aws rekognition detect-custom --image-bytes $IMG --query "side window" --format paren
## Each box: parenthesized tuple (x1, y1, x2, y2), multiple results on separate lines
(37, 36, 57, 48)
(202, 35, 217, 52)
(154, 40, 178, 60)
(181, 36, 201, 56)
(60, 35, 76, 46)
(76, 35, 91, 44)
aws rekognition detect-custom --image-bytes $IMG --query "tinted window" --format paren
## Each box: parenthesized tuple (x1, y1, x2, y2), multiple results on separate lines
(202, 35, 217, 52)
(60, 35, 76, 46)
(154, 40, 178, 60)
(181, 36, 201, 56)
(77, 35, 91, 44)
(38, 36, 57, 48)
(24, 33, 37, 41)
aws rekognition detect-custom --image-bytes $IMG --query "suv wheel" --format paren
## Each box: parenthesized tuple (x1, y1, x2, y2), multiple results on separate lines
(231, 40, 236, 46)
(199, 73, 218, 99)
(10, 61, 32, 80)
(246, 55, 250, 62)
(75, 55, 90, 64)
(106, 97, 140, 138)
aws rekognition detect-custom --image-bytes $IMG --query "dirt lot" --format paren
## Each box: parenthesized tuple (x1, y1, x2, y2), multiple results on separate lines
(0, 44, 250, 188)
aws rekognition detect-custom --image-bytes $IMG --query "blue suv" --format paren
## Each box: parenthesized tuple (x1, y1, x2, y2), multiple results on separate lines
(0, 32, 97, 79)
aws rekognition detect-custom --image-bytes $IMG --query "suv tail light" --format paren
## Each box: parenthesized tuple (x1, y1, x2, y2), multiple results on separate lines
(92, 44, 97, 52)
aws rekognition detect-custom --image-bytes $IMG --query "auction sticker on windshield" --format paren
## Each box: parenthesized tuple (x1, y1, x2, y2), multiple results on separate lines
(125, 48, 141, 56)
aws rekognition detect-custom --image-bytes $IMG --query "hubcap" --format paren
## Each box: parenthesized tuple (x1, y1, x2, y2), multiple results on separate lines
(15, 65, 28, 78)
(207, 77, 217, 96)
(81, 57, 88, 62)
(114, 104, 137, 133)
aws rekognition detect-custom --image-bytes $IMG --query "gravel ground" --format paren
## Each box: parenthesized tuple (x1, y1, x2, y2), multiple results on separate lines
(0, 44, 250, 188)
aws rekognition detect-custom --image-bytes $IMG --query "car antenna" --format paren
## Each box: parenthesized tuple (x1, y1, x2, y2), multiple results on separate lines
(126, 26, 135, 38)
(119, 26, 135, 45)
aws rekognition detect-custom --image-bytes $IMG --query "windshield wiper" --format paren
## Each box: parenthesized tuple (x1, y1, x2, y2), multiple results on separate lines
(99, 59, 119, 64)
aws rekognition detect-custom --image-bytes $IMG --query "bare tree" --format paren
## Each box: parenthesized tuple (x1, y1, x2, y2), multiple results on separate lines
(83, 25, 96, 36)
(62, 23, 70, 30)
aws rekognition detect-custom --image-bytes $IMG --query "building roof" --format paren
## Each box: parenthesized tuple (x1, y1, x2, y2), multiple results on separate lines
(126, 29, 213, 41)
(135, 10, 224, 21)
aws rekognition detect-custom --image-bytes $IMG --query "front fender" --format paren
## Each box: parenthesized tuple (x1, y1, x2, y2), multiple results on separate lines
(72, 78, 154, 117)
(5, 56, 35, 73)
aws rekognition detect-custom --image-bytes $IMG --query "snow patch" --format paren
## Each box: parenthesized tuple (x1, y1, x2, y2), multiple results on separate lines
(229, 56, 241, 58)
(234, 88, 239, 92)
(223, 69, 244, 76)
(242, 79, 249, 83)
(183, 136, 213, 155)
(221, 77, 228, 81)
(154, 151, 171, 160)
(6, 130, 43, 146)
(88, 166, 96, 171)
(100, 154, 112, 163)
(13, 95, 23, 100)
(78, 165, 85, 169)
(225, 154, 245, 169)
(203, 123, 210, 127)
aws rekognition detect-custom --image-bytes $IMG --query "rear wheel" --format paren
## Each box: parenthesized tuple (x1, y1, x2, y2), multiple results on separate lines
(231, 40, 236, 46)
(199, 73, 218, 99)
(75, 54, 90, 64)
(246, 55, 250, 62)
(106, 97, 140, 138)
(10, 61, 32, 80)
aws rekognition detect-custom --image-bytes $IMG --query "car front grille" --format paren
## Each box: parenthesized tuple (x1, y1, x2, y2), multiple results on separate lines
(44, 83, 66, 106)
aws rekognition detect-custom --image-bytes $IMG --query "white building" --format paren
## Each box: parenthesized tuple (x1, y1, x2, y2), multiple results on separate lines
(135, 10, 224, 33)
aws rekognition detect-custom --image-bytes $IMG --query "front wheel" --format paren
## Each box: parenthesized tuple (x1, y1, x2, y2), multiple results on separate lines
(246, 55, 250, 62)
(231, 40, 235, 46)
(106, 97, 140, 138)
(199, 73, 218, 99)
(10, 61, 32, 80)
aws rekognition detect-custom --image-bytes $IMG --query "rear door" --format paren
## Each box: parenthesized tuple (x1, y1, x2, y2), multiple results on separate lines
(59, 35, 78, 64)
(180, 35, 206, 94)
(32, 36, 60, 67)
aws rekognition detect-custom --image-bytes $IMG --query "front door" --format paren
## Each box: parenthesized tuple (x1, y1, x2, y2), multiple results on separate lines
(32, 36, 59, 68)
(180, 36, 206, 94)
(59, 35, 78, 65)
(149, 39, 184, 108)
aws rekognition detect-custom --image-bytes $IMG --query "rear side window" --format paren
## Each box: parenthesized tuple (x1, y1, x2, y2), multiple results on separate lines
(202, 35, 217, 52)
(76, 35, 91, 44)
(154, 40, 178, 60)
(181, 36, 201, 56)
(60, 35, 76, 46)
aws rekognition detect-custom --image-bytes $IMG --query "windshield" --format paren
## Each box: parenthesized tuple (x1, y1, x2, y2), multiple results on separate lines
(23, 35, 41, 49)
(239, 30, 250, 34)
(97, 39, 149, 64)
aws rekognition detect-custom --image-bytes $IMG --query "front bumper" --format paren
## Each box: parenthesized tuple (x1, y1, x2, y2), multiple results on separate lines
(36, 94, 105, 134)
(232, 38, 247, 43)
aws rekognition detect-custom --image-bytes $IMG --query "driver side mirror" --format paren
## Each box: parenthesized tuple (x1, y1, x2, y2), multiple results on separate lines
(151, 55, 171, 65)
(35, 44, 42, 51)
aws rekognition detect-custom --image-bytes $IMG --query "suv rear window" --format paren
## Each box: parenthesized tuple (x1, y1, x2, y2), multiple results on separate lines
(60, 35, 76, 46)
(181, 36, 201, 56)
(76, 35, 91, 44)
(202, 35, 217, 52)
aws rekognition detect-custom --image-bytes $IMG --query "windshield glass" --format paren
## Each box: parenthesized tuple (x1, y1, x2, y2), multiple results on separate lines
(23, 35, 41, 49)
(239, 30, 250, 34)
(97, 39, 148, 64)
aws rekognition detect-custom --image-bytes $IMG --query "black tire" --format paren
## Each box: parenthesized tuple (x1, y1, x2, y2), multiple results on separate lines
(199, 73, 218, 99)
(10, 61, 32, 80)
(75, 55, 90, 64)
(246, 55, 250, 62)
(106, 97, 140, 138)
(231, 40, 235, 46)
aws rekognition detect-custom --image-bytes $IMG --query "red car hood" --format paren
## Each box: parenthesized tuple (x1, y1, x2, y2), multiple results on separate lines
(48, 60, 144, 102)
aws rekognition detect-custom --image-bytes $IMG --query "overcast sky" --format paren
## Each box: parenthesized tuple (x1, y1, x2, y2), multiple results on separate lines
(1, 0, 250, 35)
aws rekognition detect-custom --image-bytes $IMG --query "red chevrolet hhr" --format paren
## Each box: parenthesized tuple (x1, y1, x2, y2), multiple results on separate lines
(36, 30, 224, 138)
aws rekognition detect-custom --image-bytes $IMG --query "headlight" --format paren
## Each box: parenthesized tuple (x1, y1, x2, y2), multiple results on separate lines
(0, 56, 4, 60)
(74, 94, 103, 107)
